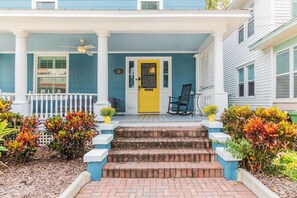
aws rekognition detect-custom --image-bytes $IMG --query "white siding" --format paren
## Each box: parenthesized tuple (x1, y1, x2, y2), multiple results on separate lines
(224, 0, 275, 109)
(200, 44, 215, 108)
(274, 0, 293, 28)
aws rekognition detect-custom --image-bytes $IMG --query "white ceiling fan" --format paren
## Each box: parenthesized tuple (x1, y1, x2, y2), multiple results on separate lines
(59, 39, 96, 56)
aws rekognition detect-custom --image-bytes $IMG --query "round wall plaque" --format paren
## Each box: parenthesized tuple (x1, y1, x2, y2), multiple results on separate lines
(114, 68, 124, 75)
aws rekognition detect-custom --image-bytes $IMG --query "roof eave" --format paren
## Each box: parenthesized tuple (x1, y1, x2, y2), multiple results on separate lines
(250, 18, 297, 51)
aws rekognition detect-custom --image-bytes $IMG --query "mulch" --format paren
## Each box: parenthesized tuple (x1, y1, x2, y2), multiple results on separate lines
(0, 147, 86, 198)
(253, 172, 297, 198)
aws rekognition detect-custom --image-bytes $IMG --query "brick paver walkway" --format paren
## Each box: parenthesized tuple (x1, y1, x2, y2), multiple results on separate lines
(77, 178, 256, 198)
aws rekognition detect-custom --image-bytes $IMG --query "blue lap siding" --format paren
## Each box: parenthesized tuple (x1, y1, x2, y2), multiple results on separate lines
(0, 54, 33, 93)
(0, 53, 195, 112)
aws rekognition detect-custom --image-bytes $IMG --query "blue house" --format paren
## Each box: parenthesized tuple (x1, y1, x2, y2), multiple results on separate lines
(0, 0, 249, 120)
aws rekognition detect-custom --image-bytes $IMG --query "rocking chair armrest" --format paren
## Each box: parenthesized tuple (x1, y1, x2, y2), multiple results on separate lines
(169, 96, 179, 99)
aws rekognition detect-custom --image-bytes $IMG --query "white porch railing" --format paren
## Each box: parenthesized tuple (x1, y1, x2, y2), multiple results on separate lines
(26, 93, 97, 119)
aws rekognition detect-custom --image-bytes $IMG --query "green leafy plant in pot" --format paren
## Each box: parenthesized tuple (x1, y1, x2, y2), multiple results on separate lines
(100, 108, 116, 124)
(203, 105, 218, 122)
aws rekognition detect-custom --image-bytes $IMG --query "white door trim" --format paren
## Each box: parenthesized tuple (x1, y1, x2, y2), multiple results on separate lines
(125, 56, 172, 114)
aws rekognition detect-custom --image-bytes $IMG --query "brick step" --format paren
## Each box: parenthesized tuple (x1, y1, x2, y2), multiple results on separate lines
(111, 138, 211, 149)
(114, 126, 207, 138)
(103, 162, 223, 178)
(108, 149, 216, 163)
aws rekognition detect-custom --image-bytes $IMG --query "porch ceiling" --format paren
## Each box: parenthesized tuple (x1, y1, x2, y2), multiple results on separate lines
(0, 33, 210, 52)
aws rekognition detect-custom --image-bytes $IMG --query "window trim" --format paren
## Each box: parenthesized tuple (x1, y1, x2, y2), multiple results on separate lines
(292, 0, 297, 17)
(32, 0, 58, 9)
(238, 67, 244, 97)
(137, 0, 163, 10)
(33, 52, 69, 94)
(275, 46, 297, 100)
(247, 16, 254, 38)
(247, 65, 255, 96)
(238, 25, 244, 44)
(236, 62, 255, 98)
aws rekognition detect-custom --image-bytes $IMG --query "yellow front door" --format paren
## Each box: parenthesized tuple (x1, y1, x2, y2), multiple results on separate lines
(138, 60, 160, 113)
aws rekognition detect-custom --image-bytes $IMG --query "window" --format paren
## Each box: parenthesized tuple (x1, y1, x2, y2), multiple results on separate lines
(137, 0, 163, 10)
(248, 65, 255, 96)
(238, 25, 244, 44)
(128, 61, 135, 88)
(293, 0, 297, 17)
(238, 68, 244, 97)
(276, 50, 290, 98)
(32, 0, 57, 9)
(36, 56, 67, 93)
(238, 63, 255, 97)
(163, 61, 169, 88)
(294, 47, 297, 98)
(248, 16, 254, 37)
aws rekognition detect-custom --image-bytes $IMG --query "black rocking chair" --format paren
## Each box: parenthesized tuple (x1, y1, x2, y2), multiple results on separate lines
(167, 84, 192, 115)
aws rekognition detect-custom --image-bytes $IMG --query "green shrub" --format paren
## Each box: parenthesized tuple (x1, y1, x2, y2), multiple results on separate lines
(0, 112, 23, 128)
(0, 120, 17, 156)
(0, 98, 13, 113)
(45, 112, 97, 159)
(100, 108, 116, 117)
(221, 106, 297, 173)
(202, 105, 218, 116)
(273, 151, 297, 182)
(220, 105, 253, 140)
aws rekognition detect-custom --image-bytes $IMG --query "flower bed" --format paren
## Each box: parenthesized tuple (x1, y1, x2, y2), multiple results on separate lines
(0, 147, 85, 198)
(220, 106, 297, 197)
(0, 99, 97, 197)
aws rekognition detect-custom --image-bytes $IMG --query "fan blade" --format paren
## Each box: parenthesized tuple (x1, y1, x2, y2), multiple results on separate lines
(84, 45, 96, 49)
(85, 50, 93, 56)
(59, 45, 78, 49)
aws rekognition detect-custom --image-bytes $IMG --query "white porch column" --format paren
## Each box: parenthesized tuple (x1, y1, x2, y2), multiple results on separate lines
(94, 31, 111, 121)
(194, 54, 201, 114)
(213, 31, 228, 118)
(11, 30, 30, 116)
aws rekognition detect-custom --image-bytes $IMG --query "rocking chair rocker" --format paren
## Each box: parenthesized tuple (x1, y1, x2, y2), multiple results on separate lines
(167, 84, 192, 115)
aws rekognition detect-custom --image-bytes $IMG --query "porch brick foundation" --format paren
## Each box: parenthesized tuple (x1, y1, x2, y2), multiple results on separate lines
(103, 126, 224, 178)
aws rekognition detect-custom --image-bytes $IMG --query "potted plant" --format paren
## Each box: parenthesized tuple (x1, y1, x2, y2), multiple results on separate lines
(203, 105, 218, 122)
(100, 108, 116, 124)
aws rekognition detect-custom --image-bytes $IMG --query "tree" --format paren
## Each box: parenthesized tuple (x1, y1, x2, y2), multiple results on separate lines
(206, 0, 230, 10)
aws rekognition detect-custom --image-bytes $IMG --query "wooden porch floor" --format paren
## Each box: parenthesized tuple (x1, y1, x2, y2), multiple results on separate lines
(113, 114, 206, 123)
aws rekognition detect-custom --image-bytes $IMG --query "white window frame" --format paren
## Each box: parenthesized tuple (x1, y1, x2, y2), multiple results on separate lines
(32, 0, 58, 9)
(247, 64, 255, 96)
(236, 62, 255, 98)
(238, 67, 245, 97)
(137, 0, 163, 10)
(274, 46, 297, 100)
(238, 25, 244, 44)
(33, 52, 69, 94)
(247, 15, 254, 38)
(292, 0, 297, 17)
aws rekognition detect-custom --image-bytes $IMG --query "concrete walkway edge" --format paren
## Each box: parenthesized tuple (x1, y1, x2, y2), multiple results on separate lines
(238, 168, 280, 198)
(59, 171, 91, 198)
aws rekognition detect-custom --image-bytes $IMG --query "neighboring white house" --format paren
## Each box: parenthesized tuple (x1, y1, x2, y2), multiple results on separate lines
(223, 0, 297, 110)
